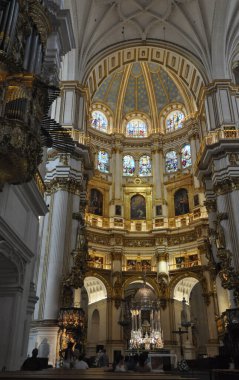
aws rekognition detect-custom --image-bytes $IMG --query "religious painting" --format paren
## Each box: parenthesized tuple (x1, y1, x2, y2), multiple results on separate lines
(175, 256, 185, 268)
(130, 194, 146, 220)
(89, 188, 103, 216)
(156, 205, 162, 216)
(194, 194, 199, 207)
(115, 205, 122, 216)
(189, 254, 198, 266)
(174, 188, 189, 216)
(127, 260, 137, 270)
(89, 256, 103, 268)
(142, 260, 151, 271)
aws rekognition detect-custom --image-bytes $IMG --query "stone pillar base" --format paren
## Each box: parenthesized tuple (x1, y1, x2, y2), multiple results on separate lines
(28, 323, 59, 367)
(206, 342, 219, 357)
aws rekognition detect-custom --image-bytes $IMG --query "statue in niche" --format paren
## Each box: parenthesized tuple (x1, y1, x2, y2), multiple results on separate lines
(214, 213, 227, 249)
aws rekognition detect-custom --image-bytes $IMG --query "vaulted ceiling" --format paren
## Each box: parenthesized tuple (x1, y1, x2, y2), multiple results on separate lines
(64, 0, 239, 81)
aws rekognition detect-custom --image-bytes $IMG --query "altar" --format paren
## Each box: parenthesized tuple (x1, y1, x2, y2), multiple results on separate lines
(125, 349, 177, 371)
(148, 352, 178, 371)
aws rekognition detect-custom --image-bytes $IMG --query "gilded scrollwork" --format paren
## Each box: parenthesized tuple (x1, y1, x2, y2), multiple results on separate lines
(112, 271, 123, 308)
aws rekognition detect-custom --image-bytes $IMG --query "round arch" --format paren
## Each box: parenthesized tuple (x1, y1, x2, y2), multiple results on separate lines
(169, 271, 208, 301)
(84, 275, 109, 304)
(122, 275, 160, 298)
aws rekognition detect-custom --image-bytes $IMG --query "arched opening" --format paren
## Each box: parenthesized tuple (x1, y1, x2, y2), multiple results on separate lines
(91, 309, 100, 346)
(0, 253, 20, 367)
(173, 277, 209, 359)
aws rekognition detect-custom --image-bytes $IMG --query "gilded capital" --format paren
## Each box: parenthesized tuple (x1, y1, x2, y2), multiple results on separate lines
(204, 199, 217, 212)
(155, 251, 169, 262)
(46, 178, 82, 195)
(111, 251, 123, 261)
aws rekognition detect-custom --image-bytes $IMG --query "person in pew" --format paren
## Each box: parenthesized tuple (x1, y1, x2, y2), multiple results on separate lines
(21, 348, 42, 371)
(98, 348, 109, 368)
(125, 354, 139, 371)
(136, 351, 151, 372)
(74, 354, 89, 369)
(114, 355, 127, 372)
(62, 341, 75, 368)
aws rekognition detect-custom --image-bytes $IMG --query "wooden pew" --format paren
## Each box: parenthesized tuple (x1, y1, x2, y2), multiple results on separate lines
(0, 368, 199, 380)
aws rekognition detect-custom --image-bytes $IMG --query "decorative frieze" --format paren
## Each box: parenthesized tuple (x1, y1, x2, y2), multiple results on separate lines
(167, 231, 197, 246)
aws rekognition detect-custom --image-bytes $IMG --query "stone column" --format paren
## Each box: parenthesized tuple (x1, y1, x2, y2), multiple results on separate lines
(203, 178, 219, 264)
(59, 82, 87, 132)
(155, 247, 169, 276)
(203, 81, 239, 132)
(41, 187, 70, 319)
(112, 142, 123, 201)
(188, 127, 200, 188)
(152, 148, 162, 200)
(202, 272, 219, 357)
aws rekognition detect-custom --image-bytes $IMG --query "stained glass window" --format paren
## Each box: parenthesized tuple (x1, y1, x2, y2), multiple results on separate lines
(166, 110, 184, 132)
(97, 151, 109, 173)
(181, 144, 192, 168)
(165, 151, 178, 172)
(91, 110, 108, 132)
(123, 155, 135, 176)
(126, 119, 148, 137)
(139, 155, 152, 176)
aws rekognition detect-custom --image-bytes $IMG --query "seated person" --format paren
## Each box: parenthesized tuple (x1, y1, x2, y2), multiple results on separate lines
(114, 355, 126, 372)
(62, 342, 75, 368)
(74, 354, 89, 369)
(125, 354, 138, 371)
(21, 348, 41, 371)
(136, 352, 151, 372)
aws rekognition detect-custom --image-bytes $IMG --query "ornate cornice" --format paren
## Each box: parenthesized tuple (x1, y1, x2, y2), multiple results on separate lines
(111, 250, 123, 261)
(155, 251, 169, 262)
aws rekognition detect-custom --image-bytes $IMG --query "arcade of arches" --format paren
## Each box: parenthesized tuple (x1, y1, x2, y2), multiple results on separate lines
(1, 0, 239, 372)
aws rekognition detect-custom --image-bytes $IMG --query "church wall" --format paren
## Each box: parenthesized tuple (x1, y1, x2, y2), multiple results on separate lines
(87, 299, 108, 356)
(0, 182, 47, 370)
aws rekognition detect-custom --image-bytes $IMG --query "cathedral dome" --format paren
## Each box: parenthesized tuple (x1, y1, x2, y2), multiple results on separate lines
(92, 61, 186, 135)
(134, 286, 157, 303)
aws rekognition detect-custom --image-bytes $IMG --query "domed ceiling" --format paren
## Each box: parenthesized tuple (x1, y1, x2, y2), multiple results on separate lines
(93, 62, 184, 117)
